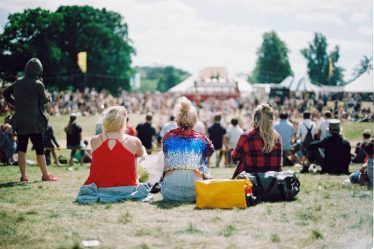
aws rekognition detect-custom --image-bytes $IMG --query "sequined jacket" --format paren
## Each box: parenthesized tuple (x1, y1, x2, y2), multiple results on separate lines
(162, 128, 214, 178)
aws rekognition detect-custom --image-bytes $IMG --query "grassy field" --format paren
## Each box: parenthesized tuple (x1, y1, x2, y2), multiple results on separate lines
(0, 116, 373, 249)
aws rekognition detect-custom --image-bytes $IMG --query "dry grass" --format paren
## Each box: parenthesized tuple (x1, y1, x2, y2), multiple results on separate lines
(0, 117, 372, 249)
(0, 164, 372, 249)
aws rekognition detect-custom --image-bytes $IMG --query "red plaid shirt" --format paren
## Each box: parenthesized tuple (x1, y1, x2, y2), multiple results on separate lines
(232, 128, 282, 178)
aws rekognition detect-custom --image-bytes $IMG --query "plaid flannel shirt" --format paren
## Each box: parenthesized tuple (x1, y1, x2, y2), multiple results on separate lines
(232, 128, 282, 178)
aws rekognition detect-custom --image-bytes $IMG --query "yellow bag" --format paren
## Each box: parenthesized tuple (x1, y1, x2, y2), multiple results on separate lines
(196, 179, 253, 209)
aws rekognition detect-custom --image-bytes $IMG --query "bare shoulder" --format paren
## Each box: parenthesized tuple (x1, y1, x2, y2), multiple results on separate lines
(91, 135, 103, 151)
(126, 135, 142, 145)
(121, 135, 142, 155)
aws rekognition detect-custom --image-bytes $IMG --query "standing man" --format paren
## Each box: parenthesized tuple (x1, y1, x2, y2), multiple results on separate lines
(273, 112, 294, 166)
(159, 115, 178, 139)
(3, 58, 58, 182)
(297, 111, 318, 169)
(136, 113, 156, 154)
(225, 118, 243, 166)
(318, 110, 332, 141)
(207, 113, 226, 167)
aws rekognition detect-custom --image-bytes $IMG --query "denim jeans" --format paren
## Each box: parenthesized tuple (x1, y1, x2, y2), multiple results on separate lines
(161, 170, 202, 202)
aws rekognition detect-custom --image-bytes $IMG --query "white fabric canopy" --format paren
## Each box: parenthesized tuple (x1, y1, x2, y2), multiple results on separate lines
(168, 71, 253, 94)
(280, 75, 320, 92)
(319, 85, 344, 93)
(235, 77, 253, 93)
(344, 70, 373, 93)
(168, 75, 196, 93)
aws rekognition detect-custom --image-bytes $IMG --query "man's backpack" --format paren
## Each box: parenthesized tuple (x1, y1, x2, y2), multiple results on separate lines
(236, 171, 300, 202)
(302, 123, 314, 147)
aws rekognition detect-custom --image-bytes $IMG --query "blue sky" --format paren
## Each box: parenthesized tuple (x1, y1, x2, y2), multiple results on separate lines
(0, 0, 372, 81)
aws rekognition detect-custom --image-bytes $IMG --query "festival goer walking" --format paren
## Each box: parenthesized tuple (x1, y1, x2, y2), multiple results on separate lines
(225, 118, 243, 166)
(3, 58, 58, 182)
(43, 124, 60, 166)
(207, 114, 226, 167)
(273, 112, 294, 166)
(297, 111, 317, 170)
(136, 113, 156, 154)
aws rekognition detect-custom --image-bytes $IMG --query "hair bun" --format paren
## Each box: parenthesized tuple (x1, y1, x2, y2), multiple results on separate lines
(180, 100, 191, 113)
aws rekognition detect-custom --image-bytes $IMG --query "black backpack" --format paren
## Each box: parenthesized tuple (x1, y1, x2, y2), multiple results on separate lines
(236, 171, 301, 202)
(302, 123, 314, 147)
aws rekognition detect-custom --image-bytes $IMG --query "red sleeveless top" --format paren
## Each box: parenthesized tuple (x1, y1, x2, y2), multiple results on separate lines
(83, 134, 138, 188)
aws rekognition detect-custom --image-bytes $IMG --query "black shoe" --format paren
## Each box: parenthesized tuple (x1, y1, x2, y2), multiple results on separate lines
(299, 166, 309, 173)
(150, 182, 161, 194)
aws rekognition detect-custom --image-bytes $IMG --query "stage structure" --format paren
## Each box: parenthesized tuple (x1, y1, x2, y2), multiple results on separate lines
(169, 67, 252, 102)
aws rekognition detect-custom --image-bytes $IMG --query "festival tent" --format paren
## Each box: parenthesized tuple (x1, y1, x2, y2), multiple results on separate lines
(168, 69, 253, 94)
(319, 85, 344, 93)
(168, 75, 196, 93)
(344, 70, 373, 93)
(280, 75, 320, 92)
(234, 77, 253, 94)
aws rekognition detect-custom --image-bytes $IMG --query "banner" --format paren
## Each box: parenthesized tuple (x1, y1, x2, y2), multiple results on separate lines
(77, 51, 87, 73)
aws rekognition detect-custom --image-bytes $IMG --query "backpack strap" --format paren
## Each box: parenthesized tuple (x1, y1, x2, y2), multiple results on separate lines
(303, 122, 313, 131)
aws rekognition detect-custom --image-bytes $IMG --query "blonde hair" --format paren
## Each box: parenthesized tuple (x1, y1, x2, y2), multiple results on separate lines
(252, 103, 277, 153)
(174, 97, 197, 128)
(101, 106, 128, 132)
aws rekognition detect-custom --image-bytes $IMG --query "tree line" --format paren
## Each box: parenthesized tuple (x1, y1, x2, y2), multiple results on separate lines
(0, 6, 134, 93)
(249, 31, 371, 86)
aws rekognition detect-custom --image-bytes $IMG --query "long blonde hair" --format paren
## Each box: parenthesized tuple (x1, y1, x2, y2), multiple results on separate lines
(252, 103, 277, 153)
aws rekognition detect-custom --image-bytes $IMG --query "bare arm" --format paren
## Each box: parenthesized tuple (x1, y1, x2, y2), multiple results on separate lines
(3, 83, 15, 106)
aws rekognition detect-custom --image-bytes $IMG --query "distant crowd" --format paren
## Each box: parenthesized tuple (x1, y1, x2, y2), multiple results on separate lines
(0, 58, 372, 205)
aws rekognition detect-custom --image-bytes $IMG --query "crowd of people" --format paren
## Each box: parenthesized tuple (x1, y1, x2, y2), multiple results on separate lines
(1, 58, 373, 205)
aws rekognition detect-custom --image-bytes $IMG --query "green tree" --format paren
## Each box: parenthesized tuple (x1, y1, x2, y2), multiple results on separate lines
(0, 6, 135, 93)
(301, 33, 344, 86)
(352, 55, 372, 79)
(250, 31, 293, 83)
(135, 66, 189, 92)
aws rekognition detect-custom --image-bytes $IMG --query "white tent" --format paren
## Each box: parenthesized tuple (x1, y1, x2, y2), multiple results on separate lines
(168, 75, 196, 93)
(344, 70, 373, 93)
(280, 76, 320, 92)
(168, 68, 253, 94)
(235, 77, 253, 94)
(319, 85, 344, 93)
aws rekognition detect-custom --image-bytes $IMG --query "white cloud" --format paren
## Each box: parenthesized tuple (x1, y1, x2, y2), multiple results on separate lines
(296, 12, 345, 26)
(350, 11, 370, 24)
(357, 26, 372, 36)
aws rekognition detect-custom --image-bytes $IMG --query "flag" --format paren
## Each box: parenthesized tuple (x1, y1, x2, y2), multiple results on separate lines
(77, 51, 87, 73)
(328, 57, 334, 79)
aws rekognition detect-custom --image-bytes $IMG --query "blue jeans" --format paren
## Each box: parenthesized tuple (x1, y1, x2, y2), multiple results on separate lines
(161, 170, 202, 202)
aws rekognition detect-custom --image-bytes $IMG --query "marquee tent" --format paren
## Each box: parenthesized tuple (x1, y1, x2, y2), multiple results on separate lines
(344, 70, 373, 93)
(168, 68, 253, 95)
(280, 76, 320, 92)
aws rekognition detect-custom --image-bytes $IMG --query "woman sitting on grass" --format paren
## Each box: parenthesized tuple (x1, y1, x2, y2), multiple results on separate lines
(232, 103, 282, 178)
(76, 106, 150, 204)
(161, 97, 214, 202)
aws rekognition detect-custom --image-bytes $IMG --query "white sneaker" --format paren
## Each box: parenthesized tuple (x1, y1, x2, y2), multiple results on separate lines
(343, 179, 351, 185)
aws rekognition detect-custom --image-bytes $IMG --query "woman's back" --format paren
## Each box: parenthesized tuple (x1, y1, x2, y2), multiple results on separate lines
(84, 134, 140, 188)
(163, 128, 213, 178)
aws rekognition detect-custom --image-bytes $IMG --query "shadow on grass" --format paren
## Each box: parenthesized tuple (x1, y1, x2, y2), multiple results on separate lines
(0, 181, 38, 189)
(149, 200, 194, 209)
